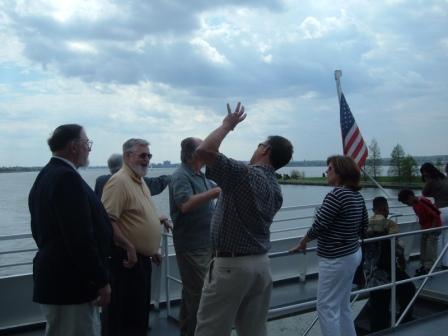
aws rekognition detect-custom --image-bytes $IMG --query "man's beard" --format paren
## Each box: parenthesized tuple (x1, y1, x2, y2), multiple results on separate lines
(130, 163, 148, 177)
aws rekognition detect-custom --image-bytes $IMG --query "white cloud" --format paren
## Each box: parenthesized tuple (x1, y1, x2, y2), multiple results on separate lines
(66, 41, 98, 54)
(0, 0, 447, 166)
(190, 37, 228, 64)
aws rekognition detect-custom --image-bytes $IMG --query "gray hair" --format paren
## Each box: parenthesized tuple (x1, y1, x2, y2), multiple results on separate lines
(180, 137, 200, 164)
(107, 153, 123, 174)
(122, 138, 150, 154)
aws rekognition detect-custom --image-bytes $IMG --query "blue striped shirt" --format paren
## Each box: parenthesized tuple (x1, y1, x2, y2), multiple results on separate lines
(307, 187, 368, 258)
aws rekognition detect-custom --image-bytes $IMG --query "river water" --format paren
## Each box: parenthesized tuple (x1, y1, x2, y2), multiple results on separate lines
(0, 166, 397, 235)
(0, 166, 400, 276)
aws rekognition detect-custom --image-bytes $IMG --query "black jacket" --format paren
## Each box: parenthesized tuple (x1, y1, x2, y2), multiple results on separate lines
(29, 158, 113, 304)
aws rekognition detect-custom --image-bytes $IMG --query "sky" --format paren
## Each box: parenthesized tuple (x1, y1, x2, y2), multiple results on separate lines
(0, 0, 447, 167)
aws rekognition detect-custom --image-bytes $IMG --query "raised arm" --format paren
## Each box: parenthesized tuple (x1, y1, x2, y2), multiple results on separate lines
(195, 102, 246, 167)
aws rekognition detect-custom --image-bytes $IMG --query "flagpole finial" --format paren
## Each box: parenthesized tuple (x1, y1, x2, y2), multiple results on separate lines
(334, 70, 342, 81)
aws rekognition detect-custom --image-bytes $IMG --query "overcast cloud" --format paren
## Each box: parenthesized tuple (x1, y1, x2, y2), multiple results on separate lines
(0, 0, 447, 166)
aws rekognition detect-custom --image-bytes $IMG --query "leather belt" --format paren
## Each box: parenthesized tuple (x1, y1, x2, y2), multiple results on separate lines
(213, 251, 263, 258)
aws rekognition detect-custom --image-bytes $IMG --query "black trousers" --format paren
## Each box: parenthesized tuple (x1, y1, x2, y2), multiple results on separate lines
(102, 246, 152, 336)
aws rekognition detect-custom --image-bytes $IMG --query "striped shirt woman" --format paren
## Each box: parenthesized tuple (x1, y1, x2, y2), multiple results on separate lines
(308, 186, 368, 258)
(291, 155, 367, 336)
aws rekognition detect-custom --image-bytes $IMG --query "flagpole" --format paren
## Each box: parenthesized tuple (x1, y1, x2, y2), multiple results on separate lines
(334, 70, 342, 105)
(334, 70, 392, 198)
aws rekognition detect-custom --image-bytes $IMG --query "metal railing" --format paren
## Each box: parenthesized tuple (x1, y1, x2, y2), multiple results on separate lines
(297, 225, 448, 335)
(0, 198, 442, 334)
(161, 214, 448, 333)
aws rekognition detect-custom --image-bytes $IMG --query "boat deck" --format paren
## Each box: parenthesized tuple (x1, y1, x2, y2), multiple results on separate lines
(5, 264, 448, 336)
(371, 311, 448, 335)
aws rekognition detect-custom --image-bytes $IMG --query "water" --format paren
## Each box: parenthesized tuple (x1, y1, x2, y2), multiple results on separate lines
(0, 165, 396, 235)
(0, 166, 401, 276)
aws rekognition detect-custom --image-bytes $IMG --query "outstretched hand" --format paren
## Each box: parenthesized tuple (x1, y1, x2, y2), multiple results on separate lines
(223, 102, 246, 131)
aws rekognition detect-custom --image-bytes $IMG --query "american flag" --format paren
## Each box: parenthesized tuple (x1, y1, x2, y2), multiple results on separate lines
(339, 93, 368, 167)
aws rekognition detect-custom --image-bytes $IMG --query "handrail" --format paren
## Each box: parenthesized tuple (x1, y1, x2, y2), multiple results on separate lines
(0, 233, 33, 241)
(298, 225, 448, 335)
(0, 217, 425, 270)
(160, 225, 448, 333)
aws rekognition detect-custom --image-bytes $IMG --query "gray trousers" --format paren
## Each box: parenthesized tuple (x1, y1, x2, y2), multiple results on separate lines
(195, 254, 272, 336)
(40, 302, 100, 336)
(175, 248, 211, 336)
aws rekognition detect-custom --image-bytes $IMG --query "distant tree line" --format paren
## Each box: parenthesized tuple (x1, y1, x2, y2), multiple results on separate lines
(364, 139, 446, 183)
(0, 166, 42, 173)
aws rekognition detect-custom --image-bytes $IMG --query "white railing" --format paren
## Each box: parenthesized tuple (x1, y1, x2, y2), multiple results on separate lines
(297, 225, 448, 335)
(159, 200, 447, 333)
(0, 198, 443, 335)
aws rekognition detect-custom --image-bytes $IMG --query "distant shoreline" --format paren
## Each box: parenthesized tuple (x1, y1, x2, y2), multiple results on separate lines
(1, 153, 446, 174)
(278, 177, 423, 190)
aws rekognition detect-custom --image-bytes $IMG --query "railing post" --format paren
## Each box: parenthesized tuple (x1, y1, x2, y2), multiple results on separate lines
(163, 231, 171, 317)
(396, 226, 448, 326)
(390, 235, 397, 328)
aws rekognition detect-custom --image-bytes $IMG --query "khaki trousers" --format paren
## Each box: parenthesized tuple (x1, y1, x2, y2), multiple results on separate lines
(195, 254, 272, 336)
(175, 248, 211, 336)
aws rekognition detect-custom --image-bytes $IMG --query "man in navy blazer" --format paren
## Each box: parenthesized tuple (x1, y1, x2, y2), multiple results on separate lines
(29, 124, 113, 336)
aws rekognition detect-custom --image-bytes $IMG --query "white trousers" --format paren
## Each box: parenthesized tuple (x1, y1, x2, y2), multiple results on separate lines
(438, 207, 448, 267)
(40, 302, 100, 336)
(317, 248, 361, 336)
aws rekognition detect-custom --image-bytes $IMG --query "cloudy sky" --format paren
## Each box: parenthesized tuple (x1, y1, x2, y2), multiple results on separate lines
(1, 0, 447, 167)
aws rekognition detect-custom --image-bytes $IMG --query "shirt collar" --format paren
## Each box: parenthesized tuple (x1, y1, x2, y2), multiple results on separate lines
(53, 156, 77, 171)
(181, 162, 204, 176)
(252, 163, 275, 173)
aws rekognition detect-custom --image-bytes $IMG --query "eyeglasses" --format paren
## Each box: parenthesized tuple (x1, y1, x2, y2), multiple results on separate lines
(258, 143, 270, 149)
(136, 153, 153, 160)
(326, 166, 333, 172)
(76, 139, 93, 150)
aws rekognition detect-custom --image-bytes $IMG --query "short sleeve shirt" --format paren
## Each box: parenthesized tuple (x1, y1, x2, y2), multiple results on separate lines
(169, 163, 215, 251)
(412, 197, 442, 230)
(101, 164, 161, 256)
(206, 154, 283, 254)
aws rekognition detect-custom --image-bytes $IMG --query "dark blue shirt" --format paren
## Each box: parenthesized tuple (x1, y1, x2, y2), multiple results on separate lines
(206, 154, 283, 254)
(169, 163, 215, 251)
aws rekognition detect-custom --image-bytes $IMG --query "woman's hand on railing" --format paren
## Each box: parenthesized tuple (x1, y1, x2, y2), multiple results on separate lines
(289, 236, 309, 254)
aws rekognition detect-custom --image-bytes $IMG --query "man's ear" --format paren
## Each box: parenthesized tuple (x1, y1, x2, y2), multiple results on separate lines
(262, 146, 271, 156)
(68, 140, 78, 154)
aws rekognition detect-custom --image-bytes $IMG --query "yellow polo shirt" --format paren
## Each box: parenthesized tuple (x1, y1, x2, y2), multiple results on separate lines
(102, 164, 161, 256)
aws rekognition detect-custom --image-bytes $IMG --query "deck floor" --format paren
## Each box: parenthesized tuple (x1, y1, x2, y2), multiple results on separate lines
(5, 262, 448, 336)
